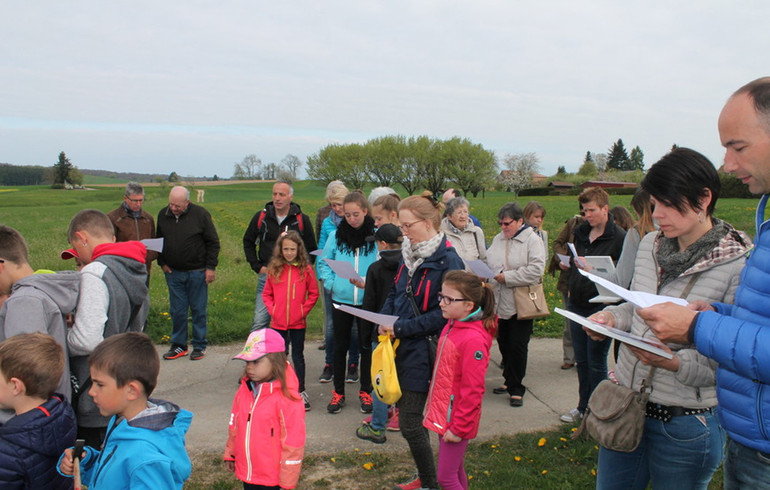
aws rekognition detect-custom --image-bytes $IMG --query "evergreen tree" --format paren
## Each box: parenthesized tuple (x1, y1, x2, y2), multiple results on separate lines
(629, 146, 645, 171)
(607, 139, 630, 171)
(584, 151, 594, 164)
(53, 151, 73, 185)
(557, 165, 567, 175)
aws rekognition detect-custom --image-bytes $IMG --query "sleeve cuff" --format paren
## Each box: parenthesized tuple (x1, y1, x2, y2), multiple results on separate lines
(687, 312, 699, 345)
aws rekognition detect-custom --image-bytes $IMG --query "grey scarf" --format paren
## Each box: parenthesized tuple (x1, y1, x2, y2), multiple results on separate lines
(656, 218, 727, 289)
(401, 232, 444, 277)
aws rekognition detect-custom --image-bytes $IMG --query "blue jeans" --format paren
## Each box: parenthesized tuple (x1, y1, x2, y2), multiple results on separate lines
(597, 411, 725, 489)
(251, 272, 271, 331)
(568, 302, 610, 412)
(724, 438, 770, 489)
(165, 268, 208, 350)
(277, 329, 306, 392)
(370, 340, 389, 431)
(322, 288, 359, 366)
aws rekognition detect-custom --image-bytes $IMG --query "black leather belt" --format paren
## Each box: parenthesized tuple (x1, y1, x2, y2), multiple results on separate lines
(645, 402, 712, 422)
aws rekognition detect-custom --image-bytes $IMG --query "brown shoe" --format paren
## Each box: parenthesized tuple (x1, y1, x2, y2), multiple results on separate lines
(561, 362, 575, 370)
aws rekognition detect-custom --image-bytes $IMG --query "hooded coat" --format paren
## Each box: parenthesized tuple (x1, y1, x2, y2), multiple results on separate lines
(0, 395, 76, 490)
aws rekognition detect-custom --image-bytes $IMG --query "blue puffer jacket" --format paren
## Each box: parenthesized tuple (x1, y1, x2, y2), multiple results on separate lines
(58, 399, 192, 489)
(695, 194, 770, 453)
(381, 237, 464, 393)
(316, 230, 378, 306)
(0, 394, 76, 490)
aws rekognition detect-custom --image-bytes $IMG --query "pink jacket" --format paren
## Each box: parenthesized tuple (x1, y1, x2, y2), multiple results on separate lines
(224, 364, 306, 489)
(423, 317, 492, 440)
(263, 264, 319, 330)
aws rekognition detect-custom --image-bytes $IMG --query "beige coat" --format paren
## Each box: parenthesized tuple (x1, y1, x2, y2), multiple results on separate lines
(440, 217, 486, 267)
(485, 226, 546, 320)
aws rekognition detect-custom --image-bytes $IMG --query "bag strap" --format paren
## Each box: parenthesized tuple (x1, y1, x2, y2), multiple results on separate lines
(405, 281, 421, 318)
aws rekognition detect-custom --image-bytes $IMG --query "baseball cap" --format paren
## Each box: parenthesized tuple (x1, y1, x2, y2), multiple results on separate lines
(366, 223, 403, 244)
(60, 248, 79, 260)
(233, 328, 286, 362)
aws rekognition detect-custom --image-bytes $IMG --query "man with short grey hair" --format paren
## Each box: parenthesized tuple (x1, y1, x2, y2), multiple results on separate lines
(107, 181, 157, 278)
(157, 185, 220, 361)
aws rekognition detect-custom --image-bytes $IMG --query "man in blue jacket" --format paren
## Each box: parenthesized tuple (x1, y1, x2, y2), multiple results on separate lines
(641, 77, 770, 488)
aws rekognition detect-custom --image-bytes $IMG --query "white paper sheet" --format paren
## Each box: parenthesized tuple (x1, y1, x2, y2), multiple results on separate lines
(141, 238, 164, 253)
(333, 303, 400, 327)
(309, 249, 323, 256)
(556, 253, 571, 267)
(466, 260, 498, 279)
(577, 268, 687, 308)
(323, 258, 364, 282)
(555, 307, 673, 359)
(567, 242, 586, 267)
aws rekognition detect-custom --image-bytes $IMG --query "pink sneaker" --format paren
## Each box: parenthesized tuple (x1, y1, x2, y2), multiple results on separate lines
(387, 412, 400, 431)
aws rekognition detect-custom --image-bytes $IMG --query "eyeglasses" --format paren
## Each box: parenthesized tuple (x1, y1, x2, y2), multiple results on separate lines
(399, 219, 424, 231)
(126, 197, 144, 203)
(498, 220, 515, 227)
(437, 293, 468, 305)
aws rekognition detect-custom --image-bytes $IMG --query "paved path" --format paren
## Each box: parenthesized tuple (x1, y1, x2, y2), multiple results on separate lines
(154, 337, 580, 455)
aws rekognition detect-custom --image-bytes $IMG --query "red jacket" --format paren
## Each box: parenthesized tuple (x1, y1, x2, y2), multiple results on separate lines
(224, 364, 305, 489)
(263, 264, 319, 330)
(423, 317, 492, 440)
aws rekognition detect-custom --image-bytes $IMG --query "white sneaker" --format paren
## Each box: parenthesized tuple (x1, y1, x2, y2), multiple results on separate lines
(301, 391, 311, 411)
(560, 408, 583, 424)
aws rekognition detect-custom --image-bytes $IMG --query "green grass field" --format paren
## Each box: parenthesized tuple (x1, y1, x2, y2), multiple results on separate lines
(0, 181, 743, 488)
(0, 182, 758, 346)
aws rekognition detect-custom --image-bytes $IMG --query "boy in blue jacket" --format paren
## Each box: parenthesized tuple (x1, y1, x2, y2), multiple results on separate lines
(0, 333, 76, 490)
(58, 332, 192, 489)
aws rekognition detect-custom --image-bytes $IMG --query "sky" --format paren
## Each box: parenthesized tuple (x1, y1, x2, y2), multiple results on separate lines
(1, 1, 769, 179)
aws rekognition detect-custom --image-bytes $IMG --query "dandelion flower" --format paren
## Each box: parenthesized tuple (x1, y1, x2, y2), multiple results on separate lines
(514, 456, 522, 462)
(363, 452, 371, 456)
(591, 469, 597, 476)
(538, 438, 547, 447)
(330, 458, 336, 463)
(560, 437, 567, 442)
(363, 462, 374, 470)
(542, 470, 548, 475)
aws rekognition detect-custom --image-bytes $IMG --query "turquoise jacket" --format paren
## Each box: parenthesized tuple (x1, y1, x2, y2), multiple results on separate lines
(317, 230, 377, 306)
(58, 399, 192, 489)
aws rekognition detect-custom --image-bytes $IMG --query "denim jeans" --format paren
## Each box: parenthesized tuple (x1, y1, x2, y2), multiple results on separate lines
(251, 272, 271, 331)
(568, 302, 610, 412)
(165, 268, 208, 350)
(597, 410, 725, 489)
(370, 340, 389, 431)
(277, 328, 306, 392)
(724, 438, 770, 489)
(322, 288, 359, 366)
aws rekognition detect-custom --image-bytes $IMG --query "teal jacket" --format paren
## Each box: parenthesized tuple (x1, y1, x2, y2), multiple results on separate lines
(317, 229, 377, 306)
(58, 399, 192, 489)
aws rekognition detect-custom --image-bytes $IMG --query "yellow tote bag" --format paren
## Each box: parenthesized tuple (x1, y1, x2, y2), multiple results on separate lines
(371, 335, 401, 404)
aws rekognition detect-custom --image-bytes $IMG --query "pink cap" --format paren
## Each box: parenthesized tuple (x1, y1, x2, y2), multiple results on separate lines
(61, 248, 79, 260)
(233, 328, 286, 361)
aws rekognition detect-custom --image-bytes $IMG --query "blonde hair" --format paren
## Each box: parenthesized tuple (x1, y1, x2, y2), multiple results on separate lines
(399, 195, 442, 230)
(267, 231, 311, 281)
(326, 182, 349, 204)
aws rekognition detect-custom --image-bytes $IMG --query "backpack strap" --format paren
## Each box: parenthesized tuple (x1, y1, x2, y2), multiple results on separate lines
(256, 209, 267, 231)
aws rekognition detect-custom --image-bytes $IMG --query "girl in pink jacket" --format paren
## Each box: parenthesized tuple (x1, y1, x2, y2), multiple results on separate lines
(224, 328, 306, 490)
(423, 270, 496, 490)
(263, 231, 319, 410)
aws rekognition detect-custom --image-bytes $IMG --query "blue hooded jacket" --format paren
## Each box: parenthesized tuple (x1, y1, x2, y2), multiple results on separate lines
(0, 394, 76, 490)
(58, 399, 192, 490)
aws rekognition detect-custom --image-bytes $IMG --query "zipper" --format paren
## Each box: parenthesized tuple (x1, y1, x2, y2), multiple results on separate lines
(286, 267, 293, 325)
(447, 395, 454, 424)
(353, 248, 360, 304)
(426, 324, 453, 425)
(92, 445, 117, 485)
(758, 382, 768, 440)
(423, 279, 431, 311)
(244, 383, 263, 480)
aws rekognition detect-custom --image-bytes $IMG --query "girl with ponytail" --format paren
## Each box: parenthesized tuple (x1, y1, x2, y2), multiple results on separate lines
(422, 270, 497, 490)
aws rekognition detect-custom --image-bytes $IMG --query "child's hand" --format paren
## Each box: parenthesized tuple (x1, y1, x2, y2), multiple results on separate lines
(224, 460, 235, 472)
(349, 278, 365, 289)
(59, 448, 85, 475)
(443, 429, 462, 443)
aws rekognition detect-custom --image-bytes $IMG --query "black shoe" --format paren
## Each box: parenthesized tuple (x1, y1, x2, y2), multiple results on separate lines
(190, 349, 205, 361)
(492, 386, 507, 395)
(319, 364, 333, 383)
(327, 391, 345, 414)
(345, 364, 359, 383)
(510, 395, 523, 407)
(163, 344, 188, 360)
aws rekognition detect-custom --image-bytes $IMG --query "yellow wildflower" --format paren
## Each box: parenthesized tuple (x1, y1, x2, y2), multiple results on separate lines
(363, 462, 374, 470)
(538, 438, 547, 447)
(514, 456, 522, 462)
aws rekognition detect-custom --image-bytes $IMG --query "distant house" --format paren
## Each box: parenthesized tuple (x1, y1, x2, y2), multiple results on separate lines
(579, 180, 637, 189)
(547, 181, 574, 194)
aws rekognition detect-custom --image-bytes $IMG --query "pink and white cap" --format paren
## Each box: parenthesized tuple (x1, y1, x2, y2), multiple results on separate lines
(233, 328, 285, 362)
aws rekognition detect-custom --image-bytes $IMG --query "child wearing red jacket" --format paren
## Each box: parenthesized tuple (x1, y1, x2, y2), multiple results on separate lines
(224, 328, 306, 490)
(263, 231, 319, 410)
(423, 271, 496, 490)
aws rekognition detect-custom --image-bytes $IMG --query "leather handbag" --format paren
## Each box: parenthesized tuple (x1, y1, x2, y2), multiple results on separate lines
(513, 283, 550, 320)
(572, 375, 653, 452)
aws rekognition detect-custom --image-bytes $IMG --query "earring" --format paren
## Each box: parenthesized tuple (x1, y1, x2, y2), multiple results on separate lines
(698, 211, 705, 223)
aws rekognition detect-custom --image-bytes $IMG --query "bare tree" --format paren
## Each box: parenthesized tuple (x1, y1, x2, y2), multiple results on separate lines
(500, 152, 540, 197)
(280, 154, 302, 179)
(237, 154, 262, 179)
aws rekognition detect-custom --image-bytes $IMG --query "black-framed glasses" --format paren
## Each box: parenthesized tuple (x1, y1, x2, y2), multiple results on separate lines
(437, 292, 468, 305)
(498, 220, 515, 227)
(399, 219, 424, 231)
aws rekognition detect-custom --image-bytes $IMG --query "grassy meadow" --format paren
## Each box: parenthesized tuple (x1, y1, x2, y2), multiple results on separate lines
(0, 181, 758, 346)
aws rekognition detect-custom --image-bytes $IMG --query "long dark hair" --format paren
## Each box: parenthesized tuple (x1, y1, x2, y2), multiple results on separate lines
(336, 191, 375, 254)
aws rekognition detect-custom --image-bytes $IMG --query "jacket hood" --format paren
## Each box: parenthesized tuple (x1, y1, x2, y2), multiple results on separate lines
(11, 271, 80, 314)
(92, 241, 147, 264)
(379, 249, 402, 270)
(0, 395, 76, 458)
(112, 398, 191, 452)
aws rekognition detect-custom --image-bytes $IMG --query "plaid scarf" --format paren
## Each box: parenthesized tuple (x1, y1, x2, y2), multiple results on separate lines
(401, 232, 444, 278)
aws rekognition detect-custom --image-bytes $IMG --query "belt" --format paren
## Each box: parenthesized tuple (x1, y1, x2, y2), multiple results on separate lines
(645, 402, 713, 423)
